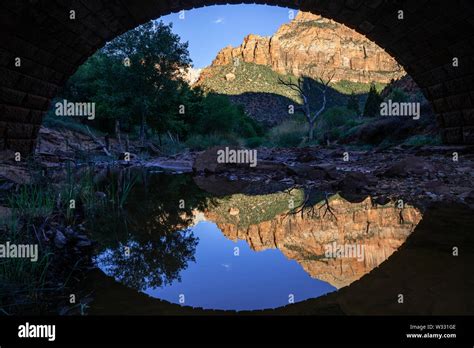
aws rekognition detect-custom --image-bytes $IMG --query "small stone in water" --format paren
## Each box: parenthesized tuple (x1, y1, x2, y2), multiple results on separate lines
(54, 231, 67, 248)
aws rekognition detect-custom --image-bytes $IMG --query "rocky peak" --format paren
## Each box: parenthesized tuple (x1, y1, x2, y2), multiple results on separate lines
(208, 11, 405, 84)
(293, 11, 320, 22)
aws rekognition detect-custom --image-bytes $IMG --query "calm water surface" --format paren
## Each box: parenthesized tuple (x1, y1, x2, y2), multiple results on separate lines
(96, 220, 336, 310)
(91, 171, 419, 311)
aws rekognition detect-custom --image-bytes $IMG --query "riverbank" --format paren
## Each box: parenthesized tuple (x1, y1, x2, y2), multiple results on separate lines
(1, 134, 473, 314)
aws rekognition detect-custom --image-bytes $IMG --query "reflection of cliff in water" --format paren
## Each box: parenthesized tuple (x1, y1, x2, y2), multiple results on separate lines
(204, 193, 422, 288)
(89, 171, 422, 306)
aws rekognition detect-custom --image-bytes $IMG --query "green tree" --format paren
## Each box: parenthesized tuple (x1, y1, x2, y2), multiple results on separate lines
(347, 92, 360, 115)
(387, 87, 408, 103)
(60, 21, 192, 143)
(103, 20, 191, 144)
(363, 83, 383, 117)
(191, 93, 260, 137)
(57, 21, 263, 151)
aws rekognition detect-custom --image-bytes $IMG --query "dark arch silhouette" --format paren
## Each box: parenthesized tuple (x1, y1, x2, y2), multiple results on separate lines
(1, 0, 474, 154)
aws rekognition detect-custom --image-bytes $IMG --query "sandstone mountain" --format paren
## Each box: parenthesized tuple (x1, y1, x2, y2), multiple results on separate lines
(194, 11, 405, 126)
(202, 11, 404, 85)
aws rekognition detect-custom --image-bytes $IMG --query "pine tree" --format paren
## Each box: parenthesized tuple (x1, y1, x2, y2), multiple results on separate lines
(347, 92, 360, 115)
(363, 83, 383, 117)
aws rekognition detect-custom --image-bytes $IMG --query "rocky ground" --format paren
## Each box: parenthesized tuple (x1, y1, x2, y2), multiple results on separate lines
(191, 145, 474, 212)
(1, 128, 473, 261)
(2, 138, 473, 213)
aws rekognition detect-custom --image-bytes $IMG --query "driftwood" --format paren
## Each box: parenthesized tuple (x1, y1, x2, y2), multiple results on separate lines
(104, 135, 110, 151)
(125, 134, 130, 153)
(86, 126, 112, 157)
(115, 120, 124, 153)
(147, 142, 161, 155)
(65, 141, 84, 153)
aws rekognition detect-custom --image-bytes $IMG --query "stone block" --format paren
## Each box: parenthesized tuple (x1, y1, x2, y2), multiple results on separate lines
(442, 111, 464, 128)
(462, 109, 474, 126)
(463, 126, 474, 144)
(441, 127, 463, 144)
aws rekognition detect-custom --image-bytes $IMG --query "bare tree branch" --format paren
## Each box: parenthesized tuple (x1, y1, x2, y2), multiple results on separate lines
(86, 126, 112, 157)
(277, 76, 304, 95)
(278, 68, 336, 140)
(311, 90, 327, 123)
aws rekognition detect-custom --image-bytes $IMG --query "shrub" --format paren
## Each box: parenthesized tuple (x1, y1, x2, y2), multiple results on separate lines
(156, 137, 187, 155)
(245, 137, 265, 149)
(346, 92, 361, 115)
(386, 87, 408, 103)
(332, 80, 385, 95)
(189, 93, 263, 142)
(317, 106, 358, 130)
(403, 134, 442, 146)
(267, 119, 307, 148)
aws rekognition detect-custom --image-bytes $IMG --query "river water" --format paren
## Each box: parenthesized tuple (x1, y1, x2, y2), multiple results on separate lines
(90, 170, 421, 311)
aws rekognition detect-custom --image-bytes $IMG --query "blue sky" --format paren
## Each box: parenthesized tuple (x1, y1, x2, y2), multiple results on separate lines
(160, 4, 296, 68)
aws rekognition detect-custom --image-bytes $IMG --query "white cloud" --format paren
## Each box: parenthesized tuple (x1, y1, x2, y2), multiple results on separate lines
(221, 263, 231, 270)
(213, 18, 224, 24)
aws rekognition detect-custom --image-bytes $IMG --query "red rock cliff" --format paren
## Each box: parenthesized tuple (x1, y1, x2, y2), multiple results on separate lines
(210, 11, 404, 84)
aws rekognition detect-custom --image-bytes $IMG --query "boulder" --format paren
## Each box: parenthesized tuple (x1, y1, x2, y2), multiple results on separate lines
(380, 156, 435, 177)
(225, 73, 236, 81)
(0, 161, 32, 184)
(228, 207, 240, 216)
(337, 172, 377, 193)
(193, 146, 285, 173)
(54, 231, 67, 249)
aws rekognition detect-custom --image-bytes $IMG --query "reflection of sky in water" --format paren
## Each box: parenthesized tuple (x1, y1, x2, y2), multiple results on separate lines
(97, 221, 336, 310)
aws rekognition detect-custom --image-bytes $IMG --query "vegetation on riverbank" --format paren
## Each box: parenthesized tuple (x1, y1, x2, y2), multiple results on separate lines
(0, 163, 141, 314)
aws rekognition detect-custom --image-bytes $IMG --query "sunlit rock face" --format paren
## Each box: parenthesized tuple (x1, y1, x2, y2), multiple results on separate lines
(204, 194, 422, 288)
(179, 67, 202, 85)
(209, 11, 404, 84)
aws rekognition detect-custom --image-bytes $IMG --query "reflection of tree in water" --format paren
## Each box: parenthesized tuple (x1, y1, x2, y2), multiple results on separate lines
(126, 172, 212, 236)
(97, 229, 198, 291)
(92, 171, 215, 291)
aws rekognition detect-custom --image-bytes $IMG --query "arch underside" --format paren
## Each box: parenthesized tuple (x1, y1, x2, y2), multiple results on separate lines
(1, 0, 474, 154)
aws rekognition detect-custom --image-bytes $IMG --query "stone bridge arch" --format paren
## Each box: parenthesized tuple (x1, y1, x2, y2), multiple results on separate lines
(1, 0, 474, 154)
